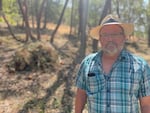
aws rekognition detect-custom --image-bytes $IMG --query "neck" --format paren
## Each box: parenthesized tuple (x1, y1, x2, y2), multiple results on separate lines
(101, 51, 121, 74)
(102, 51, 120, 61)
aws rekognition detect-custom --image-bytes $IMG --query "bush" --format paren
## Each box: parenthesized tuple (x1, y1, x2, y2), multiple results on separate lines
(7, 41, 58, 72)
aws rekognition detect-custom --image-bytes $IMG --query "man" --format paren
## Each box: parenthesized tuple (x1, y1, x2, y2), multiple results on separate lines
(75, 14, 150, 113)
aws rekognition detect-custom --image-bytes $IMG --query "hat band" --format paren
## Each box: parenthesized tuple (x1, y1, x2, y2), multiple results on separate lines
(103, 18, 119, 25)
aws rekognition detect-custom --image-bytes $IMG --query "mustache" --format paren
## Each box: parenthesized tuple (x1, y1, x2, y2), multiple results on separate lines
(106, 41, 117, 47)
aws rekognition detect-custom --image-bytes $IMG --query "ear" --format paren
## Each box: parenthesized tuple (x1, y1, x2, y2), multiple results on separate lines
(99, 37, 103, 48)
(99, 36, 102, 42)
(124, 35, 128, 41)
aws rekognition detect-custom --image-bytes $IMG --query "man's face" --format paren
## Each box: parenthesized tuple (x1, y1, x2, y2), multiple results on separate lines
(99, 24, 126, 56)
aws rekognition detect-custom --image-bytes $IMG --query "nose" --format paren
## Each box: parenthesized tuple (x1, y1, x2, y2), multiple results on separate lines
(106, 35, 113, 41)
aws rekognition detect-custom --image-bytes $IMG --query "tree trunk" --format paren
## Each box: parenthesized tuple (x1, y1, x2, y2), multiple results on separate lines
(148, 0, 150, 47)
(36, 0, 48, 40)
(116, 0, 120, 18)
(69, 0, 75, 36)
(50, 0, 69, 43)
(0, 0, 26, 42)
(148, 25, 150, 47)
(92, 0, 112, 52)
(1, 13, 16, 39)
(31, 0, 35, 29)
(0, 0, 2, 11)
(18, 0, 35, 42)
(1, 12, 26, 42)
(43, 4, 48, 29)
(43, 0, 52, 29)
(78, 0, 89, 62)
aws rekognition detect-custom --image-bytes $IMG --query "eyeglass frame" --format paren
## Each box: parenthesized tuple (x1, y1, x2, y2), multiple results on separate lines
(98, 25, 125, 39)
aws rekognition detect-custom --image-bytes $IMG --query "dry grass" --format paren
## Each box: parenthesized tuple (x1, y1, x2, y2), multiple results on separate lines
(46, 23, 71, 35)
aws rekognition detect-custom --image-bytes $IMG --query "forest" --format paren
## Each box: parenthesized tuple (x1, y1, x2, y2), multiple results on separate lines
(0, 0, 150, 113)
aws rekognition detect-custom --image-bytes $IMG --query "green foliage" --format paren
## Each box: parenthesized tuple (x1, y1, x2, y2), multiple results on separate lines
(48, 0, 61, 23)
(70, 0, 80, 28)
(2, 0, 19, 24)
(1, 0, 66, 25)
(1, 0, 150, 36)
(52, 97, 61, 109)
(0, 17, 3, 22)
(63, 6, 71, 24)
(88, 0, 104, 26)
(111, 0, 148, 34)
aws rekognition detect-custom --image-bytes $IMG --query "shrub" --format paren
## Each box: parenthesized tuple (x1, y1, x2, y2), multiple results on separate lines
(7, 41, 58, 72)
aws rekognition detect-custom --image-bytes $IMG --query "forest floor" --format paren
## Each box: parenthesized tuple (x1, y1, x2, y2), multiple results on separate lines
(0, 24, 150, 113)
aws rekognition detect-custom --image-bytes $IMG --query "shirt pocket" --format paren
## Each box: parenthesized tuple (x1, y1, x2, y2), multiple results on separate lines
(87, 73, 105, 94)
(115, 70, 141, 95)
(114, 78, 132, 94)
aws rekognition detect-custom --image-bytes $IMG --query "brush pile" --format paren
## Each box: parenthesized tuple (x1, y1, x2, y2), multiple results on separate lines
(7, 41, 58, 72)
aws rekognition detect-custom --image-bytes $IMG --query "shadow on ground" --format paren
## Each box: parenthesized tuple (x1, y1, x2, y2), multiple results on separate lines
(17, 41, 79, 113)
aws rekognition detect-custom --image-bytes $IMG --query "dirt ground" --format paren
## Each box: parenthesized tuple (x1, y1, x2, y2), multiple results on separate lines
(0, 25, 150, 113)
(0, 25, 83, 113)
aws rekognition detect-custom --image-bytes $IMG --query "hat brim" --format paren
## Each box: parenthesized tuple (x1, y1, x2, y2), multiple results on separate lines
(90, 23, 134, 40)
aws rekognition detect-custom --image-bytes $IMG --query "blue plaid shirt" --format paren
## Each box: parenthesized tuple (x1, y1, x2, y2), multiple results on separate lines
(76, 50, 150, 113)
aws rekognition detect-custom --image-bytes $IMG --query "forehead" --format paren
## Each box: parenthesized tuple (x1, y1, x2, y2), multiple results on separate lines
(100, 24, 123, 33)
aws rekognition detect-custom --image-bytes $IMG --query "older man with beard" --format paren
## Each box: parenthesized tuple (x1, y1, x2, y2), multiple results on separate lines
(75, 14, 150, 113)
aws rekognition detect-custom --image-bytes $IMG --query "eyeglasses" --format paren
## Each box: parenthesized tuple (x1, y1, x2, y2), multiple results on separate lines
(100, 32, 124, 38)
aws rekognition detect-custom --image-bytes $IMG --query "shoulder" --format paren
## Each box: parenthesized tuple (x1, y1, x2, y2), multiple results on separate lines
(81, 52, 99, 65)
(128, 52, 147, 65)
(124, 50, 149, 70)
(78, 52, 99, 72)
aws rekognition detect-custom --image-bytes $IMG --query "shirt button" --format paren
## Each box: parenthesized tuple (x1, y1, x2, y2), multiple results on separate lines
(107, 76, 110, 80)
(107, 89, 110, 93)
(105, 76, 110, 81)
(107, 104, 110, 107)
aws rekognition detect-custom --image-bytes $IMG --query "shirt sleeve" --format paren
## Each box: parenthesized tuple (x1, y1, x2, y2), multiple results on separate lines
(75, 54, 95, 91)
(138, 63, 150, 97)
(75, 60, 87, 90)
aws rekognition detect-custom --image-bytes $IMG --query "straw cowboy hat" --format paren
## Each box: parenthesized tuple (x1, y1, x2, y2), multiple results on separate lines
(90, 14, 134, 40)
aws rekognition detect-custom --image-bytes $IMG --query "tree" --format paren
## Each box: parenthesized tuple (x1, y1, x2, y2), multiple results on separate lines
(17, 0, 35, 42)
(148, 26, 150, 47)
(69, 0, 75, 35)
(42, 0, 52, 29)
(36, 0, 48, 40)
(112, 0, 144, 26)
(147, 0, 150, 47)
(78, 0, 89, 61)
(0, 0, 2, 10)
(92, 0, 112, 52)
(0, 0, 27, 42)
(71, 0, 79, 35)
(116, 0, 120, 18)
(50, 0, 69, 43)
(1, 13, 16, 39)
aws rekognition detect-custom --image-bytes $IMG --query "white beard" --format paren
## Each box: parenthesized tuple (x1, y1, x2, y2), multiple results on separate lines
(102, 42, 123, 56)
